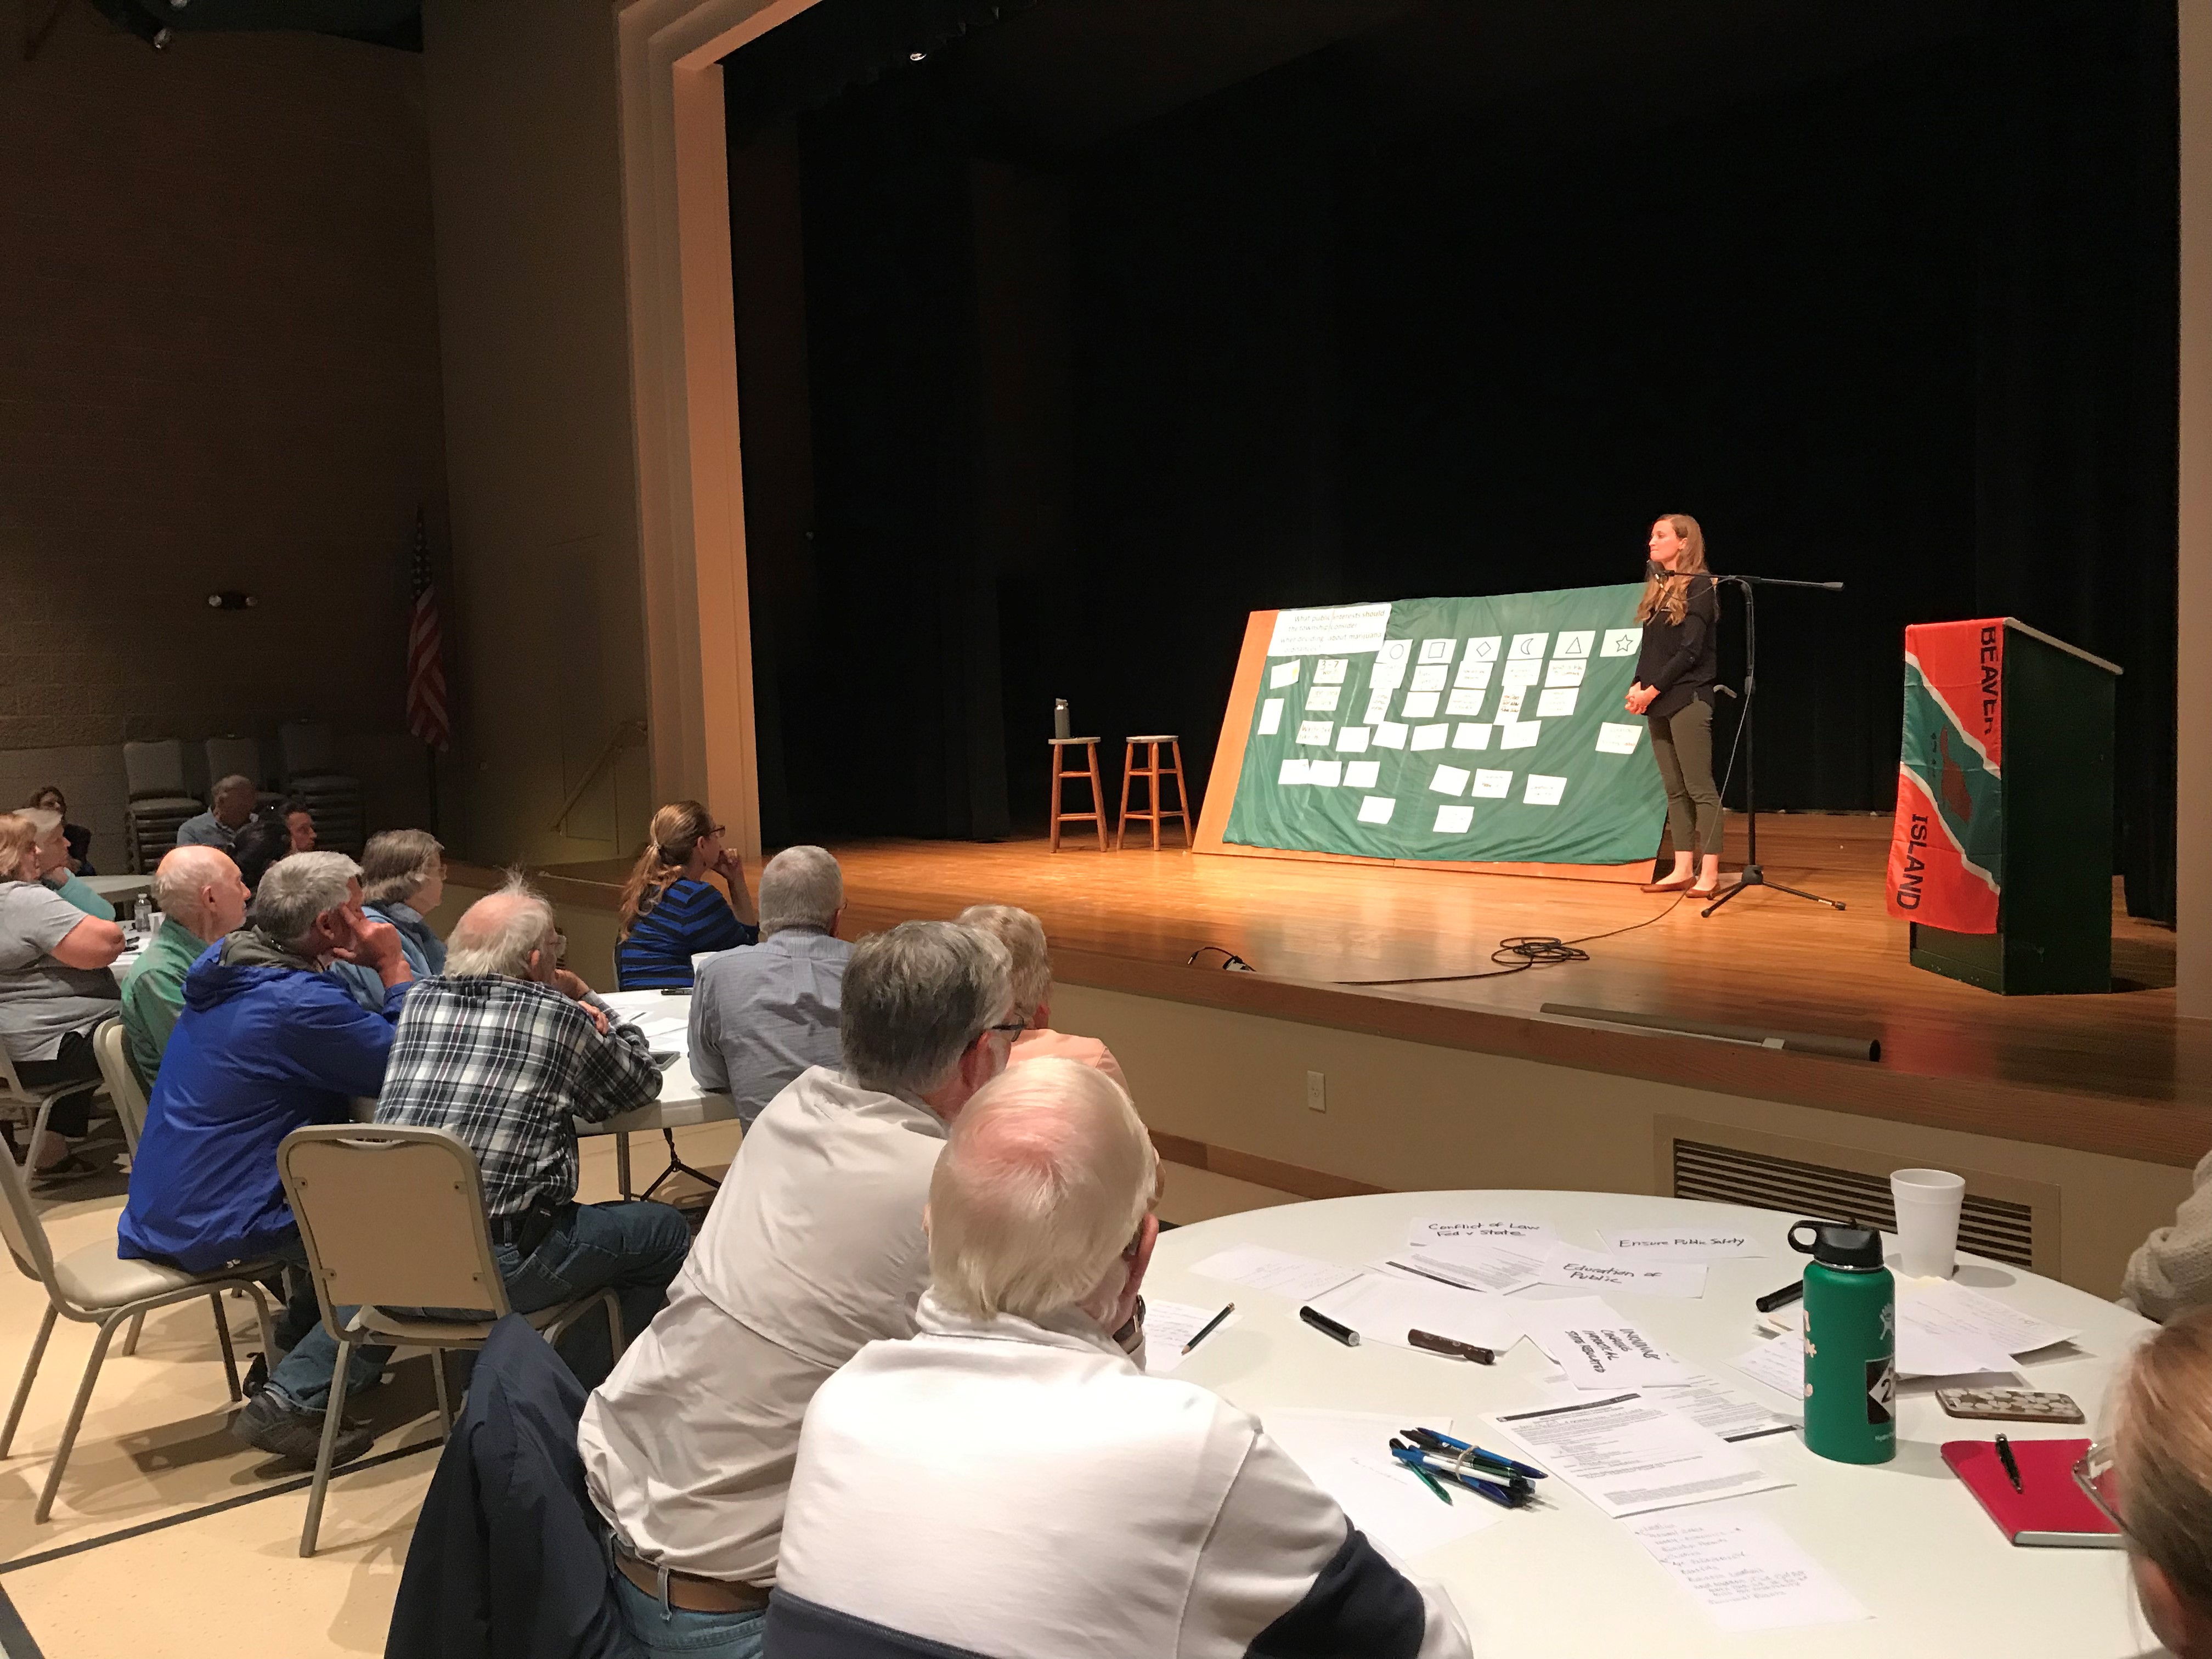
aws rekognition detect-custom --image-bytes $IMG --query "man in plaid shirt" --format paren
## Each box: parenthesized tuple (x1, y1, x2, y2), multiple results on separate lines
(370, 875, 691, 1385)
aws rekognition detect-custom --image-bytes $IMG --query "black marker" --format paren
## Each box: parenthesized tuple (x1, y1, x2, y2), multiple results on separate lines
(1754, 1280, 1805, 1314)
(1299, 1305, 1360, 1347)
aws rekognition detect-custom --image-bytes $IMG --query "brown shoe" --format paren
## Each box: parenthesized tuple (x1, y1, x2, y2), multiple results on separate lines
(1640, 876, 1694, 893)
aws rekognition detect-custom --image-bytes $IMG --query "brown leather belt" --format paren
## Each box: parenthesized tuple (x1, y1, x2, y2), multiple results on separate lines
(613, 1550, 771, 1614)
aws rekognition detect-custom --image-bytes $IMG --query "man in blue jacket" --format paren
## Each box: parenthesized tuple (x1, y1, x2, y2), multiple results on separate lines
(119, 850, 416, 1467)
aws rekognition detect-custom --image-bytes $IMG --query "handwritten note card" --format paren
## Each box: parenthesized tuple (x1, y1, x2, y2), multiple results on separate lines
(1257, 698, 1283, 736)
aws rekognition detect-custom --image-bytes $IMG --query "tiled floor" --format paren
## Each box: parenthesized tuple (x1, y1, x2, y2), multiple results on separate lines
(0, 1120, 1287, 1657)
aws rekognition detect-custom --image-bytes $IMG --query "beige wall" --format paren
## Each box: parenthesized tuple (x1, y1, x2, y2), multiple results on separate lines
(2181, 0, 2212, 1019)
(0, 4, 444, 848)
(1058, 982, 2193, 1299)
(419, 0, 655, 869)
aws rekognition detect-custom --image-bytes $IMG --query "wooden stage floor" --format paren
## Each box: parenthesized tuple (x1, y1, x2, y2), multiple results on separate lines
(805, 814, 2200, 1127)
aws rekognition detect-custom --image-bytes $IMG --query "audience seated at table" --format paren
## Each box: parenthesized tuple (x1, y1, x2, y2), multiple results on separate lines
(957, 902, 1126, 1090)
(690, 845, 849, 1126)
(0, 811, 123, 1179)
(769, 1057, 1472, 1659)
(26, 786, 93, 874)
(229, 810, 291, 894)
(281, 799, 317, 854)
(613, 800, 758, 990)
(332, 830, 447, 1013)
(25, 808, 114, 921)
(2108, 1304, 2212, 1657)
(120, 846, 250, 1091)
(373, 876, 686, 1390)
(578, 920, 1015, 1654)
(116, 851, 416, 1468)
(176, 774, 258, 852)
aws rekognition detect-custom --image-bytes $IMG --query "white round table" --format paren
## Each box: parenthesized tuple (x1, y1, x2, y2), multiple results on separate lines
(590, 990, 738, 1197)
(1147, 1190, 2155, 1659)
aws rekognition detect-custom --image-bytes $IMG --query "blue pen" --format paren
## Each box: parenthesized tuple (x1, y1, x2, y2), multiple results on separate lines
(1393, 1440, 1527, 1508)
(1386, 1443, 1454, 1505)
(1412, 1426, 1547, 1481)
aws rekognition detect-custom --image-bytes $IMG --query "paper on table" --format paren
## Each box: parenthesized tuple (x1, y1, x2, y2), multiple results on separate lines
(1409, 1217, 1560, 1248)
(1257, 698, 1284, 736)
(1373, 721, 1408, 749)
(1357, 795, 1397, 825)
(1470, 769, 1513, 799)
(1538, 1243, 1708, 1299)
(1140, 1299, 1238, 1374)
(1190, 1244, 1359, 1303)
(1536, 687, 1579, 719)
(1402, 691, 1441, 719)
(1595, 722, 1643, 755)
(1523, 774, 1566, 806)
(1430, 764, 1470, 796)
(1335, 725, 1372, 752)
(1905, 1278, 2080, 1359)
(1602, 1228, 1767, 1262)
(1434, 805, 1474, 834)
(1451, 723, 1492, 750)
(1520, 1296, 1691, 1389)
(1729, 1337, 1805, 1399)
(1390, 1234, 1550, 1295)
(1544, 658, 1587, 687)
(1410, 664, 1448, 692)
(1446, 689, 1487, 718)
(1306, 686, 1341, 713)
(1625, 1510, 1870, 1632)
(1308, 761, 1342, 787)
(1345, 761, 1381, 789)
(1411, 724, 1448, 751)
(1500, 723, 1541, 751)
(1526, 1366, 1788, 1442)
(1601, 627, 1643, 657)
(1263, 1410, 1506, 1559)
(1492, 1392, 1788, 1519)
(1312, 1269, 1527, 1353)
(1270, 661, 1300, 687)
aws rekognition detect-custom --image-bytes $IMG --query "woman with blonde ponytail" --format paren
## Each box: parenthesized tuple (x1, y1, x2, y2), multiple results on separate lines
(614, 802, 759, 990)
(1627, 514, 1724, 896)
(2104, 1305, 2212, 1655)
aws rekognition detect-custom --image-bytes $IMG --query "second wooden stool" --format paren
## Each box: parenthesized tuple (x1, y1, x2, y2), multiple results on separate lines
(1116, 735, 1191, 849)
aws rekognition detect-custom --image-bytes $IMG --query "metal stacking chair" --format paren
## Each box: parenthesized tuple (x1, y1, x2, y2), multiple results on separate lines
(0, 1047, 98, 1177)
(0, 1146, 276, 1522)
(277, 1125, 623, 1555)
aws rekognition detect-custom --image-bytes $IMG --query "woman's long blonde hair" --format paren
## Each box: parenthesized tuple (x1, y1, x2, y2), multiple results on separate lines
(618, 801, 718, 940)
(1635, 513, 1709, 627)
(0, 813, 37, 883)
(2114, 1305, 2212, 1617)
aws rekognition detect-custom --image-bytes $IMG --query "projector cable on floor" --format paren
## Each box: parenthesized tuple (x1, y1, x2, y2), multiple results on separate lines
(1334, 891, 1692, 987)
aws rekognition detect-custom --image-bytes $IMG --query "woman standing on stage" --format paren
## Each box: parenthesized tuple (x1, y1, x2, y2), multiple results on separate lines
(1626, 514, 1723, 897)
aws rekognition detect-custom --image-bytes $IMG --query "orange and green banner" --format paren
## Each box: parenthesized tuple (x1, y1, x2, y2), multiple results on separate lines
(1886, 619, 2003, 931)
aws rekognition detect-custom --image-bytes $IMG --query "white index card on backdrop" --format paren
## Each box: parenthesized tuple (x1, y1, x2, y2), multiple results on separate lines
(1500, 723, 1541, 750)
(1435, 804, 1474, 833)
(1364, 691, 1392, 725)
(1296, 721, 1333, 746)
(1496, 687, 1526, 719)
(1524, 774, 1567, 805)
(1369, 660, 1406, 693)
(1257, 699, 1283, 736)
(1452, 723, 1492, 750)
(1308, 760, 1342, 787)
(1344, 760, 1380, 788)
(1418, 638, 1457, 663)
(1270, 661, 1300, 687)
(1410, 664, 1448, 692)
(1601, 627, 1643, 657)
(1446, 688, 1487, 717)
(1401, 691, 1440, 719)
(1554, 629, 1595, 658)
(1373, 721, 1408, 749)
(1510, 633, 1549, 659)
(1501, 660, 1542, 688)
(1410, 724, 1448, 751)
(1335, 726, 1372, 752)
(1536, 687, 1579, 719)
(1306, 686, 1340, 712)
(1429, 764, 1470, 795)
(1596, 722, 1643, 754)
(1466, 635, 1501, 662)
(1470, 769, 1512, 798)
(1544, 658, 1586, 687)
(1357, 795, 1397, 825)
(1455, 657, 1494, 689)
(1278, 759, 1310, 785)
(1314, 658, 1348, 684)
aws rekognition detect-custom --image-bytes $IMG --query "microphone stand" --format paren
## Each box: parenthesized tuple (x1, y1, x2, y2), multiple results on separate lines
(1699, 574, 1848, 919)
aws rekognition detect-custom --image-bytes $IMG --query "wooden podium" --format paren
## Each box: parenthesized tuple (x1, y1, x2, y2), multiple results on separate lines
(1898, 618, 2121, 996)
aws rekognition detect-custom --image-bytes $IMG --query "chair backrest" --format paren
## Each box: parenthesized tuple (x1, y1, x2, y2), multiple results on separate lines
(278, 1126, 510, 1329)
(122, 741, 191, 802)
(0, 1137, 62, 1297)
(202, 736, 262, 794)
(92, 1018, 149, 1153)
(0, 1043, 45, 1110)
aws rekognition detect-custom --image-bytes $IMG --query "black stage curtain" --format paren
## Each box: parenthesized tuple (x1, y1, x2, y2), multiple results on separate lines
(730, 0, 2177, 916)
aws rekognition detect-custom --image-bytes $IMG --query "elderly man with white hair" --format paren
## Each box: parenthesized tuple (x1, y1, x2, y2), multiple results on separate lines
(690, 845, 851, 1126)
(118, 850, 417, 1467)
(580, 921, 1049, 1656)
(176, 773, 258, 851)
(769, 1058, 1472, 1659)
(118, 845, 251, 1088)
(956, 902, 1126, 1090)
(372, 875, 685, 1386)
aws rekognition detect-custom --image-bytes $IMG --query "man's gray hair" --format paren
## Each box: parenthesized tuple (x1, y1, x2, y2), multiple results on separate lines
(445, 873, 557, 979)
(359, 828, 444, 908)
(758, 845, 842, 938)
(955, 904, 1051, 1019)
(928, 1058, 1158, 1322)
(152, 846, 238, 933)
(251, 850, 362, 950)
(840, 921, 1010, 1095)
(212, 774, 256, 803)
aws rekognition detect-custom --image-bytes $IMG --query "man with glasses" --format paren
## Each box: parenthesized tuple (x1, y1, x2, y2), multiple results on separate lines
(580, 921, 1017, 1657)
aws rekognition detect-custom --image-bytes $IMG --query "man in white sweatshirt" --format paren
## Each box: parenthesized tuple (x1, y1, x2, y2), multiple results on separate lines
(769, 1057, 1474, 1659)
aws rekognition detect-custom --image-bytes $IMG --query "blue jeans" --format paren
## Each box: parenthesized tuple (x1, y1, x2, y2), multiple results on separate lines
(263, 1199, 692, 1414)
(612, 1576, 766, 1656)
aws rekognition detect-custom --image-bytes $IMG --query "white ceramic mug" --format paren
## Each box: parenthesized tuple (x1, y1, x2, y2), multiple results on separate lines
(1890, 1168, 1966, 1278)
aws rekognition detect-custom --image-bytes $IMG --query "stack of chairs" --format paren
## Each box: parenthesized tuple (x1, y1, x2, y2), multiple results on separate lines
(202, 736, 283, 816)
(279, 723, 365, 857)
(121, 741, 201, 873)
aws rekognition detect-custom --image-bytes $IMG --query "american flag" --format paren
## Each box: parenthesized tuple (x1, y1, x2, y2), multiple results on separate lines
(405, 510, 450, 751)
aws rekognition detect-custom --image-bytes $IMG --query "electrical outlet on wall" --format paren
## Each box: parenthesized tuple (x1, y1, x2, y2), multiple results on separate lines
(1306, 1071, 1327, 1113)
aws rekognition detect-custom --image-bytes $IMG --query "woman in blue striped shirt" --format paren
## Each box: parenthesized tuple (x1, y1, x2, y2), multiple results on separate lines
(615, 801, 759, 990)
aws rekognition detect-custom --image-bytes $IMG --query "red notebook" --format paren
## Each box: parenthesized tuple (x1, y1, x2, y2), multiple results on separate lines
(1942, 1438, 2124, 1549)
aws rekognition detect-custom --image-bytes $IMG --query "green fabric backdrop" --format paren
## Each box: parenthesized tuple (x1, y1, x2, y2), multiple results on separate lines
(1222, 584, 1669, 865)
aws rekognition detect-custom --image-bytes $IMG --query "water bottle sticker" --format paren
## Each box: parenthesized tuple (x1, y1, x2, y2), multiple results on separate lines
(1865, 1358, 1895, 1425)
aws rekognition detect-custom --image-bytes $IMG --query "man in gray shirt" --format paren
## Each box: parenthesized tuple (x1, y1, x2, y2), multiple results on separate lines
(176, 775, 257, 851)
(689, 845, 850, 1125)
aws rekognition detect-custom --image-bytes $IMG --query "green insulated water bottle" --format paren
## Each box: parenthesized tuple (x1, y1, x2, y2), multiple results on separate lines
(1787, 1220, 1895, 1465)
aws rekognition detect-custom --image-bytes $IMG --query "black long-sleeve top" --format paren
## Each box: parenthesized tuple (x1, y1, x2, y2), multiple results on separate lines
(1633, 573, 1719, 719)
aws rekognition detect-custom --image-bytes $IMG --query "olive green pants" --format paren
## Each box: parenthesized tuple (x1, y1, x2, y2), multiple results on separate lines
(1649, 698, 1723, 856)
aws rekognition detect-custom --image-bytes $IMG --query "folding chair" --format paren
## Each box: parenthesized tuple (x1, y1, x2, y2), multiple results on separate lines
(277, 1125, 623, 1556)
(0, 1045, 98, 1173)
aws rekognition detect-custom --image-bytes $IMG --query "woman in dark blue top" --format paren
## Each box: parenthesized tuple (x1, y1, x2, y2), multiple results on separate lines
(614, 800, 758, 990)
(1626, 514, 1724, 897)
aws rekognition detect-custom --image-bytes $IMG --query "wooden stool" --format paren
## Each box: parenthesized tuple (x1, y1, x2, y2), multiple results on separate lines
(1048, 737, 1108, 852)
(1116, 735, 1192, 850)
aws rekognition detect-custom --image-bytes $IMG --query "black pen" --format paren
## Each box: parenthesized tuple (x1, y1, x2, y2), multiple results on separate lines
(1755, 1280, 1805, 1314)
(1995, 1434, 2023, 1493)
(1182, 1304, 1234, 1355)
(1299, 1305, 1361, 1347)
